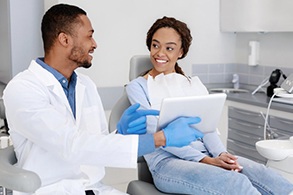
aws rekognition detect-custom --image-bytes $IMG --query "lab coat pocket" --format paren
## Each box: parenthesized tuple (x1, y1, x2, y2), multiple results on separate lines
(80, 106, 106, 134)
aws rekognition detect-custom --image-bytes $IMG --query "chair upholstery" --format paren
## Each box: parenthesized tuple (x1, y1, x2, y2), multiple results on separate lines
(0, 98, 5, 120)
(129, 55, 153, 81)
(108, 90, 130, 133)
(0, 146, 42, 193)
(0, 98, 9, 134)
(108, 55, 152, 133)
(127, 180, 169, 195)
(109, 55, 171, 194)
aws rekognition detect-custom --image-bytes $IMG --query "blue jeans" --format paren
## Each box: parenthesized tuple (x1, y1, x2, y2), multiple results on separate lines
(149, 156, 293, 195)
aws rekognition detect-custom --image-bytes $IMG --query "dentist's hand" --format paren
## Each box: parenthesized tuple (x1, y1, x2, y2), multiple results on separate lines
(117, 103, 159, 135)
(163, 117, 203, 147)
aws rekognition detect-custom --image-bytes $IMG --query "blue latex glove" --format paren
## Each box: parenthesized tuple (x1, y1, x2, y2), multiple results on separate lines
(117, 103, 160, 135)
(163, 116, 203, 147)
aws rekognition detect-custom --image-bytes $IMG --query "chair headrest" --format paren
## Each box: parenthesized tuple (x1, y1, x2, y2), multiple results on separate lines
(129, 55, 153, 81)
(0, 98, 5, 119)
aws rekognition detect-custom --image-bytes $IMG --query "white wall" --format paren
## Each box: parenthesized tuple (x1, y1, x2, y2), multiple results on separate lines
(43, 0, 293, 87)
(9, 0, 44, 75)
(45, 0, 236, 87)
(235, 33, 293, 67)
(0, 0, 44, 84)
(0, 0, 11, 84)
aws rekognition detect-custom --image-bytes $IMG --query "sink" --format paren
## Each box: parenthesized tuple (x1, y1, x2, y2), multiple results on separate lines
(209, 88, 249, 94)
(256, 139, 293, 161)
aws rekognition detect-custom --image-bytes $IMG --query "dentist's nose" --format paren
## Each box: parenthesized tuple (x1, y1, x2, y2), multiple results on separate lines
(92, 38, 97, 49)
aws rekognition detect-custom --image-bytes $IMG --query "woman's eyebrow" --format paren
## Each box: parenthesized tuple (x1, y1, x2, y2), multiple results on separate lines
(152, 39, 160, 44)
(152, 39, 177, 45)
(166, 42, 177, 45)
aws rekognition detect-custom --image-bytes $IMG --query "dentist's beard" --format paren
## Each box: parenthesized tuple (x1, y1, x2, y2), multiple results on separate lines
(69, 47, 92, 69)
(80, 61, 92, 69)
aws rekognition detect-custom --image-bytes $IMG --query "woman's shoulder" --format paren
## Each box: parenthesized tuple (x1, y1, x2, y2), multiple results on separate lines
(126, 76, 147, 92)
(128, 76, 147, 85)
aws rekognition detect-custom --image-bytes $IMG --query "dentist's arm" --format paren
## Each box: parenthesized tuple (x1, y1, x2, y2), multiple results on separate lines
(137, 117, 202, 156)
(117, 104, 202, 156)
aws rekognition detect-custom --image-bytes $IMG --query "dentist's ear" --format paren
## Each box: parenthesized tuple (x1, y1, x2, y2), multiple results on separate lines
(58, 32, 70, 47)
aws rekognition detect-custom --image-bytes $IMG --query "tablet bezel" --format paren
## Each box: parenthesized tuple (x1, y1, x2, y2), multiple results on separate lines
(157, 93, 227, 133)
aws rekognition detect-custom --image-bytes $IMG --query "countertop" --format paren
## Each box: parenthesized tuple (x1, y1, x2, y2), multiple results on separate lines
(206, 84, 293, 113)
(225, 92, 293, 113)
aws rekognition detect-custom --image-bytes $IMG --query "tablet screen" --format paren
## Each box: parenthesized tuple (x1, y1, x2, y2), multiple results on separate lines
(157, 93, 227, 133)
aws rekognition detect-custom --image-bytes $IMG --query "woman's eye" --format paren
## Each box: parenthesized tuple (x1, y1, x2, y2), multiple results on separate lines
(167, 47, 174, 51)
(152, 44, 159, 48)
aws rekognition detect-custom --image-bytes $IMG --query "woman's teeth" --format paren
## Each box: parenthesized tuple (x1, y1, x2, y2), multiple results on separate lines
(156, 59, 167, 63)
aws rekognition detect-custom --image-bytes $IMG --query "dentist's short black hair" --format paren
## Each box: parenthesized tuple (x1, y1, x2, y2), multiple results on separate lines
(41, 4, 87, 53)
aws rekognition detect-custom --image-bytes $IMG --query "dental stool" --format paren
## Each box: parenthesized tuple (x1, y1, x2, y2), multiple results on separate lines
(256, 136, 293, 183)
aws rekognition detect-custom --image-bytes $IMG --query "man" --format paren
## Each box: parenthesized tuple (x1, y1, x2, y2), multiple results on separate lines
(3, 4, 201, 195)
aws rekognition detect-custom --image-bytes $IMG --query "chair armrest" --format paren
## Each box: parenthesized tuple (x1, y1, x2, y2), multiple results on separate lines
(108, 89, 131, 133)
(0, 146, 41, 193)
(0, 98, 6, 119)
(127, 180, 171, 195)
(137, 156, 154, 184)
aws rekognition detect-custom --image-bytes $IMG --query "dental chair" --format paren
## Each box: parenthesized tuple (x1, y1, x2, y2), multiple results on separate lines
(0, 98, 42, 194)
(109, 55, 171, 195)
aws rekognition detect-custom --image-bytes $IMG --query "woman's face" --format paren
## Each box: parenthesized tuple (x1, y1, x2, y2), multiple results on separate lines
(150, 27, 183, 76)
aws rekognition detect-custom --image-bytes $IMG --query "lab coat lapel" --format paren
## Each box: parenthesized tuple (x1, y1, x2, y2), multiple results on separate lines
(75, 77, 85, 127)
(28, 60, 74, 117)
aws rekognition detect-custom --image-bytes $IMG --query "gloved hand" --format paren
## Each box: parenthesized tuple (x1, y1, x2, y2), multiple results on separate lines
(163, 117, 203, 147)
(117, 103, 160, 135)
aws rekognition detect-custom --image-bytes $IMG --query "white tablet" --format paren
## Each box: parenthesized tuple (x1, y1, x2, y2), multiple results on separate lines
(157, 93, 227, 133)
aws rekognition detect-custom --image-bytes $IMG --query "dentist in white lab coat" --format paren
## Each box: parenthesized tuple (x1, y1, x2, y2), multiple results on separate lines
(3, 4, 202, 195)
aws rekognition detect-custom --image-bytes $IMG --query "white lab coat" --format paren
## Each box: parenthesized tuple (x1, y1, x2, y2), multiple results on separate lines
(3, 60, 138, 195)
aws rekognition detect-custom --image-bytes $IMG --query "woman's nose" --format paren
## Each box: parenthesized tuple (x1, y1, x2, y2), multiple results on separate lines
(156, 47, 165, 56)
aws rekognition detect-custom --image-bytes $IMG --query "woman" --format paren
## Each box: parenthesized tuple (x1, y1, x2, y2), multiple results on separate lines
(126, 16, 293, 194)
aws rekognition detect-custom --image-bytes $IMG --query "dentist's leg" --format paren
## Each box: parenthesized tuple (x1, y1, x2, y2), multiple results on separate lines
(150, 157, 260, 195)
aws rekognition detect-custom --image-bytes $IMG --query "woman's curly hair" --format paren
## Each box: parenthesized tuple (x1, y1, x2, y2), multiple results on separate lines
(146, 16, 192, 60)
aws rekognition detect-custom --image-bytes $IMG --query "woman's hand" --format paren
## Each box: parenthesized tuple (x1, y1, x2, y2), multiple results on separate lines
(200, 152, 243, 172)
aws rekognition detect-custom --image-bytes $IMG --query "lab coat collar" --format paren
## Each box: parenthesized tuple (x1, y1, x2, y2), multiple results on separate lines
(27, 60, 86, 123)
(28, 60, 62, 87)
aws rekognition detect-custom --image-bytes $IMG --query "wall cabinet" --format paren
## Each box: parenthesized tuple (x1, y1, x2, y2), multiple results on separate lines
(227, 107, 266, 164)
(220, 101, 293, 164)
(220, 0, 293, 32)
